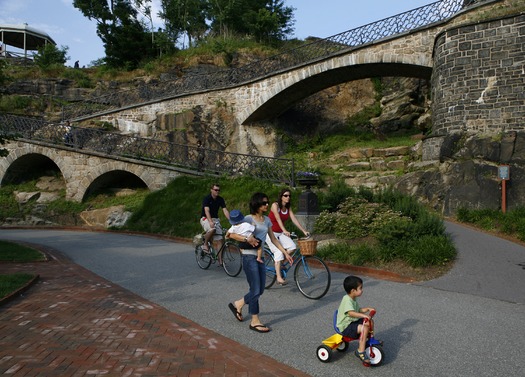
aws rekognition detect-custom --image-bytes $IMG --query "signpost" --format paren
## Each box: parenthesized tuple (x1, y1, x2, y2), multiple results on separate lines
(498, 165, 510, 213)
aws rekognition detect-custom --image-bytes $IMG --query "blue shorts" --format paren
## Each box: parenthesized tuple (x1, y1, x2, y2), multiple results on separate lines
(342, 318, 364, 339)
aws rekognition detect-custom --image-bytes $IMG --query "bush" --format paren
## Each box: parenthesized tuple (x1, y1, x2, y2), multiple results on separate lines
(62, 68, 93, 88)
(404, 235, 456, 267)
(317, 242, 378, 266)
(315, 187, 456, 268)
(34, 44, 69, 69)
(318, 179, 356, 212)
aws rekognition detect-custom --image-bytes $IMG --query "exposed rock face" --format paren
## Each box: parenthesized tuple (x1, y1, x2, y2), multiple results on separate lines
(395, 132, 525, 216)
(3, 78, 91, 102)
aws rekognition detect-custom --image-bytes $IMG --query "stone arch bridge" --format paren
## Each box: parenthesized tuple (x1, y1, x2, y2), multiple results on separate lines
(1, 140, 181, 202)
(3, 0, 519, 206)
(64, 0, 500, 130)
(0, 114, 295, 201)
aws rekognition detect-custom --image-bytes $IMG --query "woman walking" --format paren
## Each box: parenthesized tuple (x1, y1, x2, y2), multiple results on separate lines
(227, 192, 293, 333)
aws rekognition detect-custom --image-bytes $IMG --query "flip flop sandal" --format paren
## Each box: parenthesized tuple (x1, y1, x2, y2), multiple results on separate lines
(249, 324, 271, 333)
(228, 303, 243, 322)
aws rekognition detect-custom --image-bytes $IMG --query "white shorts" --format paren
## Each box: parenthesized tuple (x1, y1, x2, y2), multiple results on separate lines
(200, 217, 223, 241)
(265, 233, 296, 262)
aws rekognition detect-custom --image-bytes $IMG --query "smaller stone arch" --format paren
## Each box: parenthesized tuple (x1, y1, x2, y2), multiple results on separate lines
(82, 169, 148, 201)
(1, 152, 63, 185)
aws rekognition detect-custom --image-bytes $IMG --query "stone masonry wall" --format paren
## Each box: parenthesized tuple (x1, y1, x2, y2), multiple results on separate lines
(430, 14, 525, 139)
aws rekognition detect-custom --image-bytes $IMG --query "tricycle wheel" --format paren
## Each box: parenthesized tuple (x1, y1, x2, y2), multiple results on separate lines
(367, 345, 384, 366)
(316, 345, 332, 363)
(336, 341, 349, 352)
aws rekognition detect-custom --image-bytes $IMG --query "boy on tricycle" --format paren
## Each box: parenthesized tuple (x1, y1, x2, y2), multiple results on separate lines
(317, 275, 384, 366)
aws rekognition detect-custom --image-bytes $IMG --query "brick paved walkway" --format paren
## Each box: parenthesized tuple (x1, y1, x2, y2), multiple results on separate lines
(0, 245, 311, 376)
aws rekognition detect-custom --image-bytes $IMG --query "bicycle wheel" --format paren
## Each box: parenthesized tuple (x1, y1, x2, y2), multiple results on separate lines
(294, 255, 331, 299)
(222, 243, 242, 277)
(195, 244, 212, 269)
(264, 249, 277, 289)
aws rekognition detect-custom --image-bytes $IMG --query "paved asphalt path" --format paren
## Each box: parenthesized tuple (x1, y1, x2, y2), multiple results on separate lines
(1, 222, 524, 377)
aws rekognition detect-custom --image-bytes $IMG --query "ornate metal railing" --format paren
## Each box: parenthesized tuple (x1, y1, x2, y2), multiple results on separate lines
(62, 0, 481, 120)
(1, 114, 295, 185)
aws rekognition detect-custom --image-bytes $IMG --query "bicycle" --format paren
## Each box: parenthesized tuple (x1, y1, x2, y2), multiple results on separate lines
(264, 234, 331, 299)
(194, 232, 242, 277)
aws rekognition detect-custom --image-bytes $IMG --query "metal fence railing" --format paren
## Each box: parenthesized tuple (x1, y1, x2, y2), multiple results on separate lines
(61, 0, 483, 121)
(1, 113, 295, 185)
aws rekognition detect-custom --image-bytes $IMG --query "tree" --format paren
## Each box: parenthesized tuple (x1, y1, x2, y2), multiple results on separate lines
(250, 1, 295, 43)
(159, 0, 208, 48)
(33, 44, 69, 69)
(158, 0, 295, 46)
(206, 0, 295, 42)
(73, 0, 156, 69)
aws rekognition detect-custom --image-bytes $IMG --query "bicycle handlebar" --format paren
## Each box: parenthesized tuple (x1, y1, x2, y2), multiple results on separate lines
(363, 309, 377, 324)
(291, 232, 312, 240)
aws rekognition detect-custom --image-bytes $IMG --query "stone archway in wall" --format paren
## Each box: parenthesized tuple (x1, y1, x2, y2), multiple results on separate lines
(1, 153, 62, 185)
(242, 62, 433, 124)
(82, 169, 148, 201)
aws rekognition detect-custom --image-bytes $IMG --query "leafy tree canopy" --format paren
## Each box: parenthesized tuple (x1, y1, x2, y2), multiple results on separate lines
(160, 0, 295, 46)
(73, 0, 156, 69)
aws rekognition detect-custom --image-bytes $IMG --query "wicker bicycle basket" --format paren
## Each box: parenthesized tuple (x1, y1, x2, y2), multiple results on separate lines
(297, 239, 318, 256)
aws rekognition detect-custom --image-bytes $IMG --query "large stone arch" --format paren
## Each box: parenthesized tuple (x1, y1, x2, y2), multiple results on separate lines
(236, 26, 439, 124)
(68, 155, 180, 202)
(242, 61, 432, 123)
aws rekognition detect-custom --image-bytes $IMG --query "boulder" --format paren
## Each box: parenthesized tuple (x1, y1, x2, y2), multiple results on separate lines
(80, 205, 132, 228)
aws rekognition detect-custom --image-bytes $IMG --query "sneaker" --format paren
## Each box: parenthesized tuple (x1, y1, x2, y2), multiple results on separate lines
(355, 350, 370, 364)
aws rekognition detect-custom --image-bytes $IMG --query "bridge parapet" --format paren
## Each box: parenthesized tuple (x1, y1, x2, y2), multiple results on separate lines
(0, 114, 295, 186)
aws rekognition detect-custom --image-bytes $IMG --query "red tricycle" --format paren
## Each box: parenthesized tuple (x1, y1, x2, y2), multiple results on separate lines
(316, 309, 384, 366)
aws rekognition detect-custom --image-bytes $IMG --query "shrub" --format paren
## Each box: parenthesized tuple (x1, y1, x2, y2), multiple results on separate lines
(317, 242, 378, 266)
(34, 44, 69, 69)
(318, 178, 356, 212)
(62, 68, 93, 88)
(404, 235, 456, 267)
(315, 187, 456, 268)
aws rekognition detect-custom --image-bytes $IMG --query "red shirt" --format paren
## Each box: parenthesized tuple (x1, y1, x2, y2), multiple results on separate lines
(269, 206, 290, 232)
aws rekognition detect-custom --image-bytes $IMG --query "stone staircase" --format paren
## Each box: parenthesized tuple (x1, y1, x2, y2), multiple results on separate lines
(328, 144, 420, 190)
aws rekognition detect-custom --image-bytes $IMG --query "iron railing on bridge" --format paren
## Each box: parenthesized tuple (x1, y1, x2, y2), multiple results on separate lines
(62, 0, 477, 120)
(1, 114, 295, 186)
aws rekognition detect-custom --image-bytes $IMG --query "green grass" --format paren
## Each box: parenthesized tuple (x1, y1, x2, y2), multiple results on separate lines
(457, 206, 525, 241)
(0, 273, 36, 299)
(0, 240, 42, 300)
(0, 240, 45, 262)
(125, 175, 304, 238)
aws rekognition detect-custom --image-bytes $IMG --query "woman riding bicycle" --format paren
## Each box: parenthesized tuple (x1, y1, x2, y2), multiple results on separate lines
(265, 188, 311, 285)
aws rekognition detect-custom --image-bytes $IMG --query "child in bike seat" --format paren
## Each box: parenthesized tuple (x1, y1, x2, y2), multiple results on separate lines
(336, 275, 376, 364)
(227, 209, 263, 263)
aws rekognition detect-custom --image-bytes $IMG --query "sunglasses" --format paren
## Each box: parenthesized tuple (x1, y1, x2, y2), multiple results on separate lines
(212, 188, 220, 192)
(282, 194, 290, 197)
